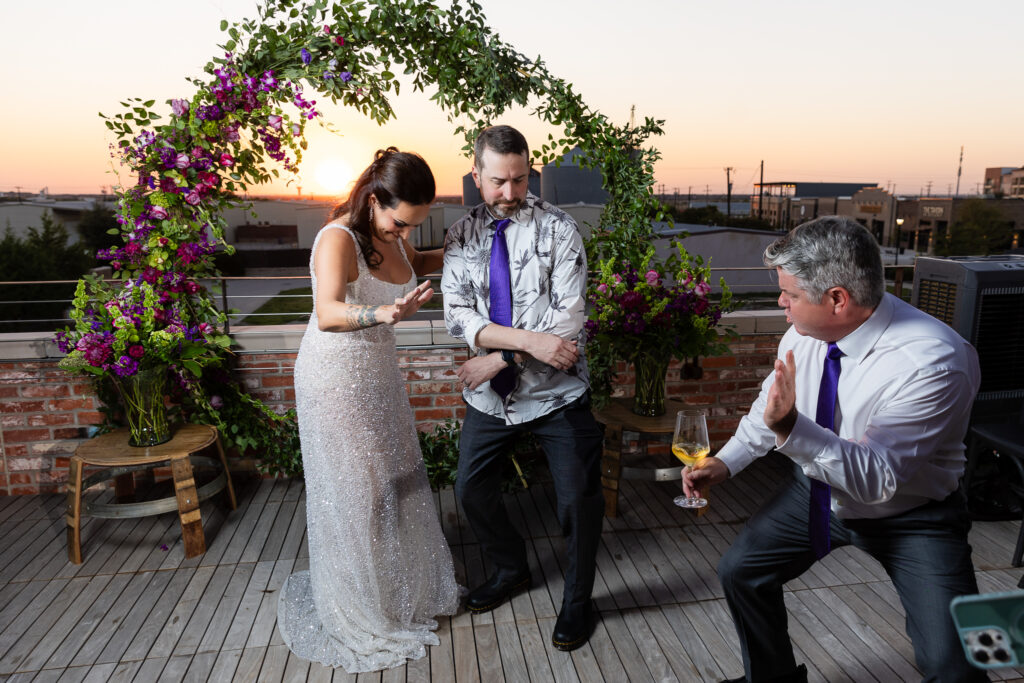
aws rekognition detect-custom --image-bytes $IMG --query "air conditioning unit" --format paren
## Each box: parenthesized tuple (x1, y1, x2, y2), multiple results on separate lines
(912, 255, 1024, 422)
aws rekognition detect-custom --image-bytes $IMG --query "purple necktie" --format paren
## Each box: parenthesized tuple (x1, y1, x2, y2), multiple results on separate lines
(488, 218, 516, 398)
(810, 342, 843, 559)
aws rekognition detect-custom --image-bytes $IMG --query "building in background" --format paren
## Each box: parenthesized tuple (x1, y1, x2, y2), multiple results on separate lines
(540, 146, 609, 205)
(984, 167, 1017, 196)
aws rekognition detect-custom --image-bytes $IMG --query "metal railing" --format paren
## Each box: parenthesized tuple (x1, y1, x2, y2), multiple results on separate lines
(0, 265, 916, 334)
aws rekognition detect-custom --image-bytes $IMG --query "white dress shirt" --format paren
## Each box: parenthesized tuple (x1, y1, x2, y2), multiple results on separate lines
(442, 193, 590, 425)
(716, 293, 981, 520)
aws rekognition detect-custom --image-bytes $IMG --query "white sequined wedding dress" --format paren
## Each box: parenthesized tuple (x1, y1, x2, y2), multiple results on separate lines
(278, 223, 460, 672)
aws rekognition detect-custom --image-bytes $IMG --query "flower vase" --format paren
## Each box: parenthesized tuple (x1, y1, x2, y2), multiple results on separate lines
(114, 366, 171, 447)
(632, 354, 671, 417)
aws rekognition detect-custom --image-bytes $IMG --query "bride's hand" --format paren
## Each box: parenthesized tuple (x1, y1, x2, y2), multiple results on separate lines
(384, 280, 433, 324)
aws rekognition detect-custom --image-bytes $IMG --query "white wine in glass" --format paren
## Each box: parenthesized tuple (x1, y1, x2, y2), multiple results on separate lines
(672, 409, 710, 508)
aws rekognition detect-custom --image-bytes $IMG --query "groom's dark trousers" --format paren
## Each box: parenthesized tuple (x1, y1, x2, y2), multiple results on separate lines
(456, 393, 604, 612)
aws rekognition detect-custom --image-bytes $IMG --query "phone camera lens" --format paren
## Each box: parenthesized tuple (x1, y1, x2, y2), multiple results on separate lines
(995, 649, 1011, 662)
(979, 633, 994, 646)
(973, 649, 991, 664)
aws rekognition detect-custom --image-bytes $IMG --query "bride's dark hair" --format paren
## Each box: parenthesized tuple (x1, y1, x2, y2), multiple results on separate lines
(329, 147, 435, 268)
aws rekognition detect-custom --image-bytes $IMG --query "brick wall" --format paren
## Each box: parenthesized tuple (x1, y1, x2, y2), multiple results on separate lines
(0, 329, 782, 495)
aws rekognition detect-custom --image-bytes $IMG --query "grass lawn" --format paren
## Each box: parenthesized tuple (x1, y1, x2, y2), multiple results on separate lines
(240, 286, 312, 325)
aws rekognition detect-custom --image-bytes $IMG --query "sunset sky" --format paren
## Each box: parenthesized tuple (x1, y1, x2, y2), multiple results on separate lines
(2, 0, 1022, 200)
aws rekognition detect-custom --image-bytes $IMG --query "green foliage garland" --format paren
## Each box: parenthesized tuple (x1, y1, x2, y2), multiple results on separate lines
(60, 0, 726, 474)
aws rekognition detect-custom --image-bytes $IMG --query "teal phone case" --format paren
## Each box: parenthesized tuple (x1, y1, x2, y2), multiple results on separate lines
(950, 591, 1024, 669)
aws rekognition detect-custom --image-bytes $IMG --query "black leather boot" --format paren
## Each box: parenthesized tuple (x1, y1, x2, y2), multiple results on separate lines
(465, 570, 531, 613)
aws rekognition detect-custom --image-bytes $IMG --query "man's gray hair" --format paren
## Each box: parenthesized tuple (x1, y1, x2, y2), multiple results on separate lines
(763, 216, 884, 308)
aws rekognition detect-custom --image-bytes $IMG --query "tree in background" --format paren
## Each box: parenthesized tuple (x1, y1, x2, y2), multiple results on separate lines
(934, 199, 1016, 256)
(75, 204, 122, 257)
(0, 212, 94, 331)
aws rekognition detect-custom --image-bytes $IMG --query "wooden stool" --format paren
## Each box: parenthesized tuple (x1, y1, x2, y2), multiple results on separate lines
(593, 397, 688, 517)
(66, 424, 237, 564)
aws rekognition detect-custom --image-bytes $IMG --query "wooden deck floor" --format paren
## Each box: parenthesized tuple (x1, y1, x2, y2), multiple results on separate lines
(0, 454, 1022, 682)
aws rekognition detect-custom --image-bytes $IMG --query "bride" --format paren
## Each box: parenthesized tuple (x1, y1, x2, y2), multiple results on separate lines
(278, 148, 460, 672)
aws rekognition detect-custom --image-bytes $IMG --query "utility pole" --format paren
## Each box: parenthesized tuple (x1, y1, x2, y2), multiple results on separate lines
(955, 145, 964, 197)
(687, 186, 692, 203)
(14, 186, 22, 203)
(759, 160, 764, 219)
(724, 167, 734, 218)
(926, 181, 933, 197)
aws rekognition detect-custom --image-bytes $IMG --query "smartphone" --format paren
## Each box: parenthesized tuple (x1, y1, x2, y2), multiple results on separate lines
(950, 591, 1024, 669)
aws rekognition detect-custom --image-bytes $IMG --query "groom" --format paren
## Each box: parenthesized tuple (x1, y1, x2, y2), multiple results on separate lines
(442, 125, 604, 651)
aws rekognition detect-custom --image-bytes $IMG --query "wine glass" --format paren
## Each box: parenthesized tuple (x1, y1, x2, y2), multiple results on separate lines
(672, 409, 710, 508)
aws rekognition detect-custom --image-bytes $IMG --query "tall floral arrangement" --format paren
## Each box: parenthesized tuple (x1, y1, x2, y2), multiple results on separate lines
(585, 242, 732, 414)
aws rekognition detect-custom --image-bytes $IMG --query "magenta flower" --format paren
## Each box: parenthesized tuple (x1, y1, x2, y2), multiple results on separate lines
(209, 394, 224, 409)
(597, 283, 609, 295)
(171, 99, 189, 117)
(645, 270, 660, 286)
(219, 152, 235, 167)
(174, 153, 190, 169)
(128, 344, 145, 359)
(267, 114, 283, 130)
(149, 206, 168, 220)
(184, 190, 201, 206)
(323, 25, 331, 33)
(334, 36, 344, 46)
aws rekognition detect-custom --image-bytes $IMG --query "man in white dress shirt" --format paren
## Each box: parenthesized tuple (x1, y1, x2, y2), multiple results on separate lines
(686, 216, 986, 683)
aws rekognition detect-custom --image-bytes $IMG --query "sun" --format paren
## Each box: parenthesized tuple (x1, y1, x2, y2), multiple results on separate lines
(314, 159, 355, 195)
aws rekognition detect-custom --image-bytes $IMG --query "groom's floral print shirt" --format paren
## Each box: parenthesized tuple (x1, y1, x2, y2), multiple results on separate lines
(442, 193, 590, 425)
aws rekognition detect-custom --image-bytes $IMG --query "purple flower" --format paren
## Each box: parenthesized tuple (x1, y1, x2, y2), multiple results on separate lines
(210, 394, 224, 410)
(339, 71, 352, 82)
(196, 104, 223, 121)
(184, 190, 201, 206)
(54, 330, 73, 354)
(645, 270, 660, 286)
(83, 342, 112, 368)
(260, 70, 278, 90)
(171, 99, 189, 117)
(300, 48, 311, 65)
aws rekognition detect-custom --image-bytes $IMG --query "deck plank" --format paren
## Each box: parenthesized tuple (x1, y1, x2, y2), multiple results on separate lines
(0, 458, 1022, 681)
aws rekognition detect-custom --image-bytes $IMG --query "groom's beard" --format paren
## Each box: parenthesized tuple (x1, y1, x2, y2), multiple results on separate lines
(488, 198, 523, 219)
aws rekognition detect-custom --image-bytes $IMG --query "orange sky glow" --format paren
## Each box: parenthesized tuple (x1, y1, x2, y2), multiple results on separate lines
(2, 0, 1022, 200)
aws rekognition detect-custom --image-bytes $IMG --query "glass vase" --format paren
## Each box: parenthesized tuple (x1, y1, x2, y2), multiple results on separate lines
(632, 353, 671, 417)
(114, 366, 171, 447)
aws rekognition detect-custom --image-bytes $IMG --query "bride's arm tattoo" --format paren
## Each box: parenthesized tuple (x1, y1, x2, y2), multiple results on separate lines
(345, 305, 383, 329)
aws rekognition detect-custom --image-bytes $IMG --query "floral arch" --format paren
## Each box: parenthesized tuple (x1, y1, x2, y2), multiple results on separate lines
(57, 0, 687, 473)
